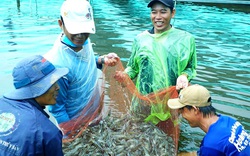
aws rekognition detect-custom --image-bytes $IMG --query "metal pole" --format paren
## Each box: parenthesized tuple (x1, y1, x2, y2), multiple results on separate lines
(17, 0, 20, 9)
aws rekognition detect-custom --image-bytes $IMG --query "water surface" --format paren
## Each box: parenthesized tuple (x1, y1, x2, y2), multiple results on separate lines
(0, 0, 249, 153)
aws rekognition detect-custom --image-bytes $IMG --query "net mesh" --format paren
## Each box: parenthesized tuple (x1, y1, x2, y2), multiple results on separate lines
(59, 60, 180, 155)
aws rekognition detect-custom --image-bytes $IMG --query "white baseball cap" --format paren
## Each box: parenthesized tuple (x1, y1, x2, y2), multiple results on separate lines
(60, 0, 96, 34)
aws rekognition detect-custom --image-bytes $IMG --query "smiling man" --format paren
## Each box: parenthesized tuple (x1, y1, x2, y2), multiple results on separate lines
(114, 0, 197, 125)
(0, 55, 68, 156)
(44, 0, 120, 127)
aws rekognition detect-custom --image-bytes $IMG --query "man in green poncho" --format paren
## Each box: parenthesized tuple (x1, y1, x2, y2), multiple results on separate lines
(114, 0, 197, 125)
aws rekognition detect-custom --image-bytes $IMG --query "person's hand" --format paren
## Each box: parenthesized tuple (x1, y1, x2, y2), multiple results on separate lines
(114, 71, 128, 87)
(176, 74, 188, 90)
(103, 53, 119, 66)
(114, 71, 126, 83)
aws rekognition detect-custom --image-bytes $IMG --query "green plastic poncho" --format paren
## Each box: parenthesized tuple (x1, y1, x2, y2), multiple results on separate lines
(125, 27, 197, 125)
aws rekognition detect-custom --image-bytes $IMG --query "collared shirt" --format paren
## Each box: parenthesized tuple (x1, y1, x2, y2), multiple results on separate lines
(0, 97, 63, 156)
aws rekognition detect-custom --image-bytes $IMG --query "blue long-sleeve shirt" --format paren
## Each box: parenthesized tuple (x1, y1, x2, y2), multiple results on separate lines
(0, 97, 63, 156)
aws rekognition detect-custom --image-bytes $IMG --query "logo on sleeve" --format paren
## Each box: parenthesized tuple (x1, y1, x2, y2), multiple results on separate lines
(0, 112, 20, 137)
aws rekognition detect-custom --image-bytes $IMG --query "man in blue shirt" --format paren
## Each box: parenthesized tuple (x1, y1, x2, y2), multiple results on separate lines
(0, 55, 69, 156)
(168, 84, 250, 155)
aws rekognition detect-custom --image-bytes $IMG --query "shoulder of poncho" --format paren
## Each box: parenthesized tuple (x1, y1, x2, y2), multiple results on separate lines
(136, 30, 150, 38)
(133, 30, 151, 42)
(172, 27, 194, 38)
(44, 41, 75, 67)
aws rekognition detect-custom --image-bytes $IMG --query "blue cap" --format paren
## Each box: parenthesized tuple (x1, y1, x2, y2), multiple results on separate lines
(4, 55, 69, 100)
(148, 0, 174, 8)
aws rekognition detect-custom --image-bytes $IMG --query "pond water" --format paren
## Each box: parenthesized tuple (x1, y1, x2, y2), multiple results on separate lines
(1, 0, 249, 154)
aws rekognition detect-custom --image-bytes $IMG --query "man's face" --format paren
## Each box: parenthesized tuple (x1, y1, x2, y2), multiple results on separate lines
(35, 82, 60, 106)
(59, 19, 90, 47)
(64, 27, 90, 46)
(150, 2, 175, 34)
(180, 106, 200, 127)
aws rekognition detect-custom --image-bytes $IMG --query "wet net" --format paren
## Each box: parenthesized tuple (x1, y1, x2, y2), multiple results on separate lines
(60, 60, 180, 155)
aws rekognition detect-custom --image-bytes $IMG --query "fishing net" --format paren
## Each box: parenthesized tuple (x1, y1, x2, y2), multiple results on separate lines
(60, 60, 180, 155)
